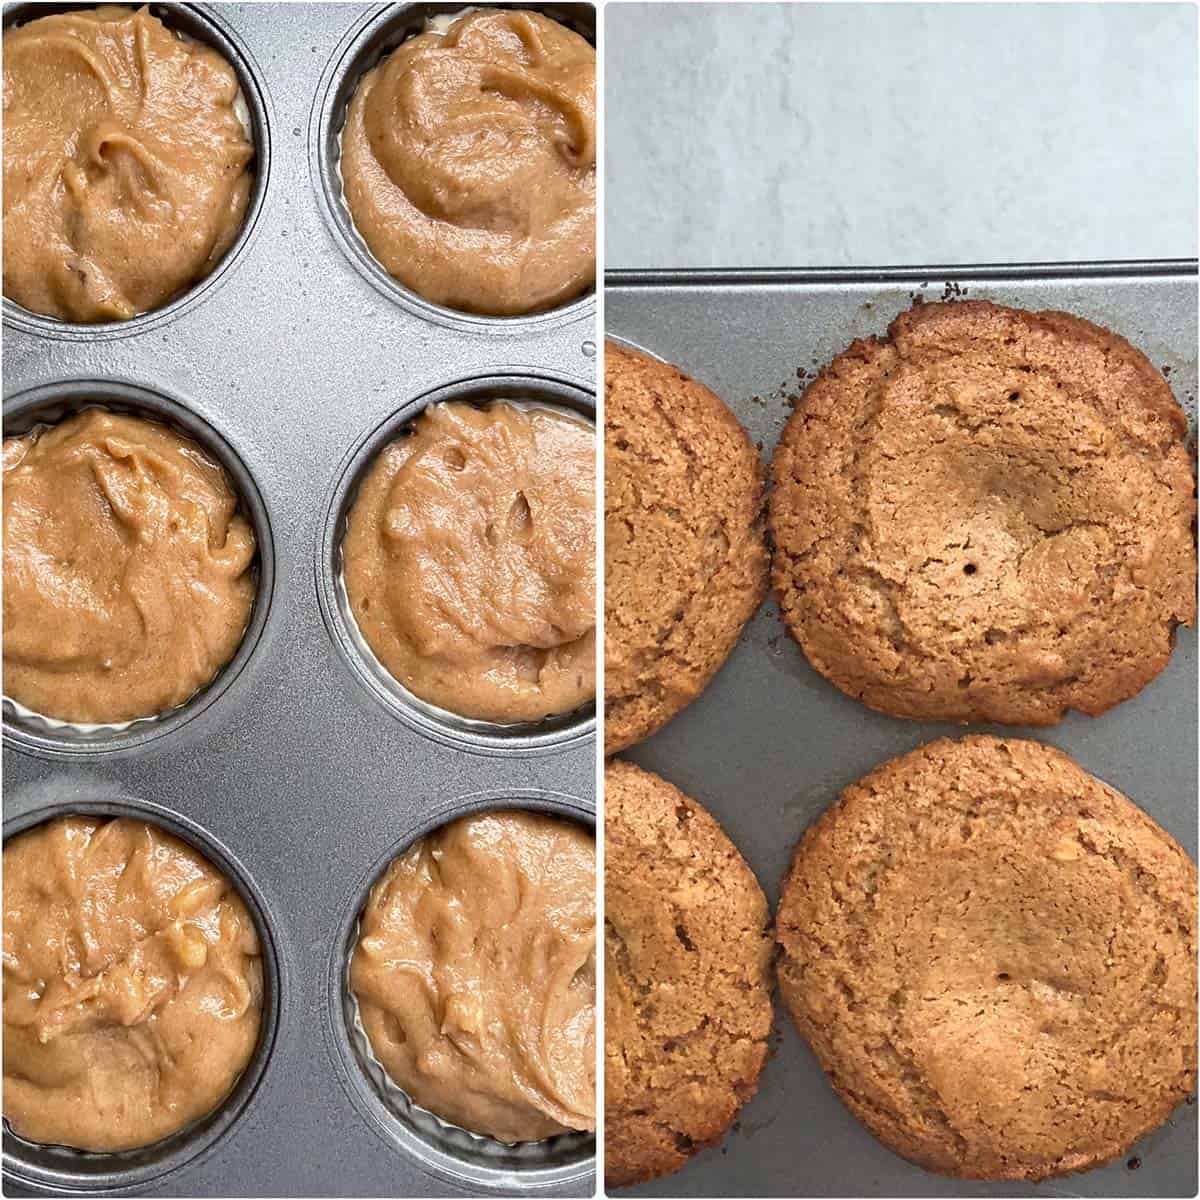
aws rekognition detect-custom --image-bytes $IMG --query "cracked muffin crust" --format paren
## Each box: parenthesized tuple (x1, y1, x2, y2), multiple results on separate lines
(776, 735, 1198, 1181)
(605, 343, 768, 754)
(605, 760, 773, 1186)
(769, 300, 1197, 725)
(3, 815, 263, 1152)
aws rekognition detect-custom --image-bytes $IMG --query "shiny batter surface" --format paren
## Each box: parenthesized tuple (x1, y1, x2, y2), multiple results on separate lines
(342, 402, 595, 723)
(3, 816, 264, 1152)
(340, 8, 595, 316)
(351, 810, 596, 1143)
(3, 6, 253, 322)
(3, 410, 257, 724)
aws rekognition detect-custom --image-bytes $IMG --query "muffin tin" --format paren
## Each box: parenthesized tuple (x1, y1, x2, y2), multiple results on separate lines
(606, 262, 1198, 1199)
(2, 3, 596, 1197)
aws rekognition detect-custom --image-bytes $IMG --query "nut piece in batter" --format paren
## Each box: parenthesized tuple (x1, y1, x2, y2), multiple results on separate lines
(3, 6, 254, 322)
(3, 409, 258, 724)
(3, 816, 264, 1152)
(351, 810, 596, 1143)
(340, 8, 595, 316)
(342, 401, 595, 723)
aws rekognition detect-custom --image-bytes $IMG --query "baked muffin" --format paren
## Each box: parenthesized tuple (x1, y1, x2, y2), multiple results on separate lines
(605, 760, 773, 1186)
(605, 342, 767, 753)
(3, 6, 253, 322)
(777, 735, 1198, 1180)
(769, 300, 1196, 724)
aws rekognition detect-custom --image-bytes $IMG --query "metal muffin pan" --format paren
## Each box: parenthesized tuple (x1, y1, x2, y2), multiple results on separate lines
(606, 262, 1198, 1199)
(2, 3, 597, 1196)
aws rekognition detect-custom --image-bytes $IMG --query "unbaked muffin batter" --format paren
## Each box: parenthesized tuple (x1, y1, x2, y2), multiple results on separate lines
(3, 6, 253, 322)
(3, 410, 257, 724)
(3, 816, 264, 1152)
(351, 810, 596, 1143)
(342, 401, 595, 723)
(340, 8, 595, 315)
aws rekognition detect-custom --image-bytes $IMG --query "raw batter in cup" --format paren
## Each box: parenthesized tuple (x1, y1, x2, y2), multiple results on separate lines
(339, 8, 595, 316)
(342, 401, 595, 723)
(3, 6, 254, 322)
(3, 815, 264, 1152)
(351, 809, 596, 1142)
(3, 409, 257, 724)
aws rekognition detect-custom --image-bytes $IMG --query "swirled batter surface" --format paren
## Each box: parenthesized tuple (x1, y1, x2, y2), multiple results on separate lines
(351, 810, 596, 1143)
(3, 410, 257, 724)
(343, 401, 595, 723)
(3, 6, 253, 322)
(340, 8, 595, 316)
(3, 816, 263, 1152)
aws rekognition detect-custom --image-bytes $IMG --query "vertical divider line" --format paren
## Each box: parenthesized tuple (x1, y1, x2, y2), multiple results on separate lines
(594, 0, 607, 1194)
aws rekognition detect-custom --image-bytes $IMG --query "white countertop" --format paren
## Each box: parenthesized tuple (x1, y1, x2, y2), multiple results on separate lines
(604, 2, 1198, 269)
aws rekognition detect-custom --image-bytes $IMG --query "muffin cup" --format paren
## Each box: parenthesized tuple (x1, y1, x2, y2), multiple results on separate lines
(1, 380, 276, 759)
(1, 2, 272, 341)
(310, 1, 596, 334)
(1, 787, 285, 1194)
(315, 368, 596, 758)
(327, 790, 595, 1192)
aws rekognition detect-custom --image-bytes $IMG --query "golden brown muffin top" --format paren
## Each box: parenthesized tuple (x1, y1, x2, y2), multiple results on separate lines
(605, 760, 773, 1187)
(770, 300, 1197, 725)
(605, 343, 767, 754)
(777, 735, 1198, 1181)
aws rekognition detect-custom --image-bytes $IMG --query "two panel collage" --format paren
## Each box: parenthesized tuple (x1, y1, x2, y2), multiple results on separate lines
(1, 2, 1197, 1199)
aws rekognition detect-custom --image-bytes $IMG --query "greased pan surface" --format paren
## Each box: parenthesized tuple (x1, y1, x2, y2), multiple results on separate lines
(1, 3, 597, 1196)
(605, 263, 1198, 1199)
